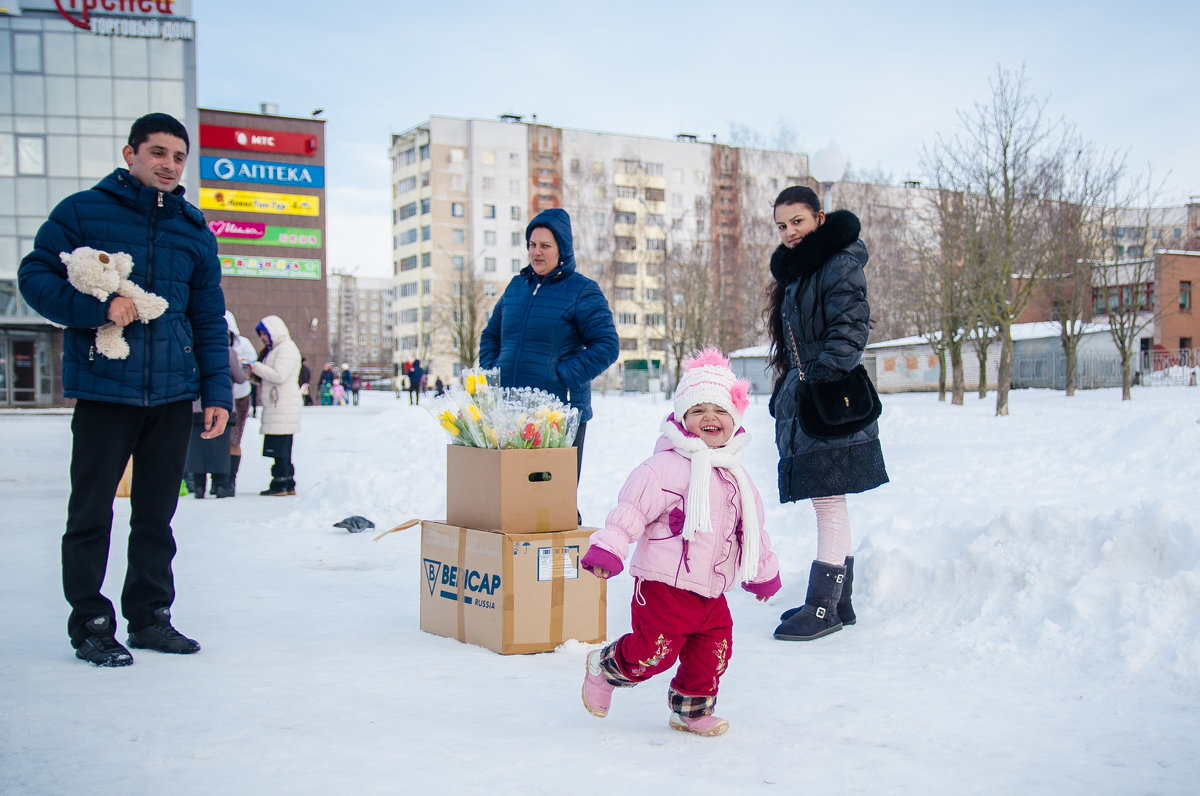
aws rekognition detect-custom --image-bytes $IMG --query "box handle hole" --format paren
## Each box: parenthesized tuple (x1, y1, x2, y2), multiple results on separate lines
(528, 471, 553, 482)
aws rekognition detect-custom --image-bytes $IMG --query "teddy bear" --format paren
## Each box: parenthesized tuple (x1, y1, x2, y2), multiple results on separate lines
(60, 246, 169, 360)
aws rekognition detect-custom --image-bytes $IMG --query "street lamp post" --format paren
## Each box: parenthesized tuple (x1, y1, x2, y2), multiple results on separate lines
(810, 148, 846, 211)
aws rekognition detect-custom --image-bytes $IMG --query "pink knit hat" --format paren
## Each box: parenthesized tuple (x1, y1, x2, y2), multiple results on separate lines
(672, 347, 751, 428)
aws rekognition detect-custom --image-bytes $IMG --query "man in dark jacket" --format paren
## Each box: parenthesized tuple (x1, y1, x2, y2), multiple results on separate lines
(18, 113, 230, 667)
(480, 208, 619, 488)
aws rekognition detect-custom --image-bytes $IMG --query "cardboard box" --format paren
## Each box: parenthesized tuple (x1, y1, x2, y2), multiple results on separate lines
(419, 520, 606, 655)
(445, 445, 578, 533)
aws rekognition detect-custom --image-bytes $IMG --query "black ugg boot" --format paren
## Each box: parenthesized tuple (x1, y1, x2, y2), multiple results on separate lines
(213, 455, 240, 498)
(187, 473, 206, 499)
(838, 556, 856, 625)
(774, 560, 846, 641)
(780, 555, 857, 624)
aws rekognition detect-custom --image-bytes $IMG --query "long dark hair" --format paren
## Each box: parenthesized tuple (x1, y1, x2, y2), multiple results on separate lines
(765, 187, 822, 377)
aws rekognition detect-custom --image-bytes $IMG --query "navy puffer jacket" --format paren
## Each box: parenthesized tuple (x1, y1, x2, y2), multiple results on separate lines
(18, 169, 231, 410)
(479, 208, 619, 423)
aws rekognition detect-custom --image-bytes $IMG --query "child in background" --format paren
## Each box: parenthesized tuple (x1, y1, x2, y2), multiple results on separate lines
(580, 348, 780, 737)
(331, 378, 346, 406)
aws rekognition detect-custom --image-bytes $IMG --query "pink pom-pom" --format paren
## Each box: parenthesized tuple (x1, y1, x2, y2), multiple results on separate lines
(683, 346, 730, 371)
(730, 379, 750, 414)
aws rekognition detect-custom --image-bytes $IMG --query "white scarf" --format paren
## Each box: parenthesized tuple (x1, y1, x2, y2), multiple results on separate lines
(660, 419, 761, 582)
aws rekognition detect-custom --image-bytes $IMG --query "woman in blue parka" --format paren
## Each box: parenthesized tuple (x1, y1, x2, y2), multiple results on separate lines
(480, 208, 619, 492)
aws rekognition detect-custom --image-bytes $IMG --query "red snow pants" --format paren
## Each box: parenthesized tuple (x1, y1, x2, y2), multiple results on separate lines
(611, 578, 733, 698)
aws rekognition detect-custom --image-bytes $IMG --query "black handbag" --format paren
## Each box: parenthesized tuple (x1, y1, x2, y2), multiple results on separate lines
(794, 364, 882, 439)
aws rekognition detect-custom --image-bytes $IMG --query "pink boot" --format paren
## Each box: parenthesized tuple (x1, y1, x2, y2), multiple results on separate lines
(669, 713, 730, 736)
(582, 649, 614, 718)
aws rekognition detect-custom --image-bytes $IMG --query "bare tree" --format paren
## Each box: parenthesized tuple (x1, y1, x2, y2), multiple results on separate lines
(1038, 143, 1126, 395)
(925, 66, 1074, 415)
(659, 219, 715, 385)
(431, 256, 489, 371)
(1094, 169, 1172, 399)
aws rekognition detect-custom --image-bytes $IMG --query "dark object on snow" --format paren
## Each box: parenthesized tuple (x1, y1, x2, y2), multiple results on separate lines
(334, 516, 375, 533)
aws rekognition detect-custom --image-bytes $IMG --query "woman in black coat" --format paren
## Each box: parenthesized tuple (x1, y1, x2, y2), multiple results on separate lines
(766, 186, 888, 641)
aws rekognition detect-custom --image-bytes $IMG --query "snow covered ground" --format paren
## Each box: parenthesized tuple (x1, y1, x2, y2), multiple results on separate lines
(2, 386, 1197, 794)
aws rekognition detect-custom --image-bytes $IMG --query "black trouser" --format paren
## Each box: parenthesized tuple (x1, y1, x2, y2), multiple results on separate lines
(574, 421, 587, 524)
(263, 434, 295, 490)
(63, 399, 191, 645)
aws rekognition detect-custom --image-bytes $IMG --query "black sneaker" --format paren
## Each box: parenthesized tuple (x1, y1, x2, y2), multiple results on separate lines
(127, 608, 200, 654)
(75, 616, 133, 667)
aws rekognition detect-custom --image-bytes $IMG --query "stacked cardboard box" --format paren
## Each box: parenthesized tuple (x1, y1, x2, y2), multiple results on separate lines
(420, 446, 606, 654)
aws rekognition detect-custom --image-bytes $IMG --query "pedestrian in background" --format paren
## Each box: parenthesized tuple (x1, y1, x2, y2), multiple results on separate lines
(248, 315, 302, 496)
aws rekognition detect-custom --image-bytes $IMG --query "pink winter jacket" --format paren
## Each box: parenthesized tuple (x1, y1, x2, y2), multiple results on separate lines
(585, 433, 781, 599)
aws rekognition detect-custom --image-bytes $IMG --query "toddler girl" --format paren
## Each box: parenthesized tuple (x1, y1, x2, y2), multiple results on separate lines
(580, 348, 780, 736)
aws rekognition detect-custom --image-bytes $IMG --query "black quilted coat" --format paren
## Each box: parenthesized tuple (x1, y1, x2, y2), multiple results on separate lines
(769, 210, 888, 502)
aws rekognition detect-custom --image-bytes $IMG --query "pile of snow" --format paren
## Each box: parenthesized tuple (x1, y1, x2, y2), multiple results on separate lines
(1, 386, 1197, 793)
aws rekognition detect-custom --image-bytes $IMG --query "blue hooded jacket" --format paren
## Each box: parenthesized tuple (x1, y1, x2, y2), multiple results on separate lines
(17, 168, 232, 410)
(479, 208, 618, 422)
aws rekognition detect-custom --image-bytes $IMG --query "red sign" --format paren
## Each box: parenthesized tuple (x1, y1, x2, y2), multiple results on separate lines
(54, 1, 178, 30)
(200, 125, 319, 157)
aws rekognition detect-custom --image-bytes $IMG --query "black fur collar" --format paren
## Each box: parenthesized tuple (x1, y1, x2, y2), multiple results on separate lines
(770, 209, 862, 285)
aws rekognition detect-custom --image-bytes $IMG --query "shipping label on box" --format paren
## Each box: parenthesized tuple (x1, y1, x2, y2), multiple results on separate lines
(445, 445, 578, 533)
(419, 520, 605, 655)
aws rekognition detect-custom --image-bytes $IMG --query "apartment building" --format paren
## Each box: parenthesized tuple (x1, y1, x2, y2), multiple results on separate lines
(388, 115, 811, 388)
(327, 272, 394, 378)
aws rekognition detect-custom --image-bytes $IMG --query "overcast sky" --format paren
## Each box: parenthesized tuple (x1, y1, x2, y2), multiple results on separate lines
(194, 0, 1199, 278)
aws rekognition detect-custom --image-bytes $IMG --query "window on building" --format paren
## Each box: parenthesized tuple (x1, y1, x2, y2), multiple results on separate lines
(421, 252, 431, 268)
(645, 238, 666, 251)
(482, 176, 495, 192)
(451, 202, 464, 217)
(645, 188, 665, 202)
(399, 281, 418, 297)
(644, 287, 661, 301)
(399, 202, 417, 220)
(399, 255, 417, 272)
(17, 136, 45, 175)
(619, 338, 639, 351)
(1181, 281, 1192, 311)
(398, 228, 417, 245)
(396, 176, 416, 194)
(484, 283, 498, 298)
(421, 225, 431, 241)
(400, 148, 416, 165)
(484, 230, 496, 245)
(421, 197, 431, 214)
(483, 204, 496, 219)
(422, 280, 431, 295)
(510, 206, 521, 221)
(510, 179, 521, 194)
(512, 258, 522, 272)
(452, 256, 465, 270)
(649, 338, 667, 350)
(452, 229, 466, 244)
(510, 152, 520, 165)
(594, 212, 607, 228)
(646, 214, 665, 227)
(616, 262, 638, 275)
(644, 313, 665, 326)
(512, 231, 522, 246)
(614, 211, 636, 225)
(593, 186, 607, 199)
(617, 313, 637, 325)
(480, 150, 495, 165)
(615, 186, 636, 199)
(614, 287, 636, 300)
(484, 257, 496, 272)
(615, 236, 636, 250)
(450, 148, 465, 163)
(421, 171, 431, 187)
(419, 144, 430, 160)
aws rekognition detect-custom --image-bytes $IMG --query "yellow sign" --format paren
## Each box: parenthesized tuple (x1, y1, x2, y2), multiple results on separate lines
(199, 188, 320, 217)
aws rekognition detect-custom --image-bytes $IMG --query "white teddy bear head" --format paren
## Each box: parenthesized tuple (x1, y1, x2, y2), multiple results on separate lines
(60, 246, 135, 300)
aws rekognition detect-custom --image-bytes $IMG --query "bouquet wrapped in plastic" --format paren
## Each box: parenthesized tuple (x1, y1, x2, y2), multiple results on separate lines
(429, 368, 580, 449)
